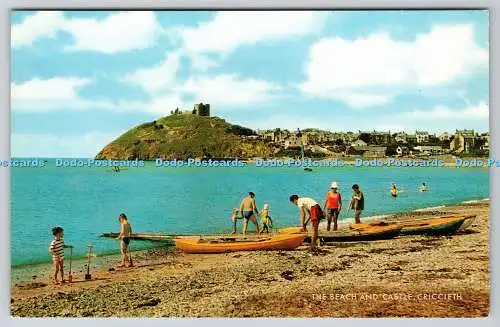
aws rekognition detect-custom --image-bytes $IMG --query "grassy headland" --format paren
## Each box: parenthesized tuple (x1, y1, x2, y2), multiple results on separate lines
(95, 115, 273, 160)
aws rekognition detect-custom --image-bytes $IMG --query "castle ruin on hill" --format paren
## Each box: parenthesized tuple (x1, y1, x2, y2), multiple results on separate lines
(172, 103, 211, 117)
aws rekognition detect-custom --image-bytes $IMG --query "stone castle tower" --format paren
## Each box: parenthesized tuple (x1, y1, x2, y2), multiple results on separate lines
(194, 103, 210, 116)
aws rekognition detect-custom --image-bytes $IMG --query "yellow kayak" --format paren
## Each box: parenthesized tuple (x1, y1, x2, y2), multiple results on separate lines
(175, 234, 305, 253)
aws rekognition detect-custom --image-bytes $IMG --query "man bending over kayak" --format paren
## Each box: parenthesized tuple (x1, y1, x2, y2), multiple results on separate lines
(290, 194, 325, 249)
(239, 192, 260, 235)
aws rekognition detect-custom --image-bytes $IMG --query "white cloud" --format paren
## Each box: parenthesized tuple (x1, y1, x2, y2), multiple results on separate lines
(12, 77, 93, 111)
(176, 11, 329, 54)
(11, 76, 146, 112)
(146, 94, 188, 115)
(11, 131, 121, 157)
(187, 52, 218, 71)
(300, 24, 488, 107)
(11, 11, 65, 47)
(63, 11, 163, 53)
(178, 74, 282, 107)
(121, 52, 181, 93)
(11, 11, 163, 53)
(372, 102, 489, 133)
(403, 101, 489, 119)
(12, 76, 91, 101)
(310, 90, 394, 108)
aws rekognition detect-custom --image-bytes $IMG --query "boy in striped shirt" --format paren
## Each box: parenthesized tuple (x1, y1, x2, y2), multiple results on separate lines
(49, 227, 72, 285)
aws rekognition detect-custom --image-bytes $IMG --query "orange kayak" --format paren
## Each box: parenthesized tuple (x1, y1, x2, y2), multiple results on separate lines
(280, 225, 401, 242)
(175, 234, 306, 253)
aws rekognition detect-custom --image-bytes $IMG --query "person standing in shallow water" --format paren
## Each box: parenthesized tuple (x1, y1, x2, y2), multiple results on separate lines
(116, 213, 132, 268)
(239, 192, 260, 235)
(349, 184, 364, 224)
(391, 184, 399, 198)
(323, 181, 342, 231)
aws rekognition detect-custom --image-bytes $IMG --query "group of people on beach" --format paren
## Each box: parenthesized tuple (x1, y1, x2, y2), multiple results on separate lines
(233, 180, 429, 249)
(231, 182, 365, 249)
(48, 213, 133, 285)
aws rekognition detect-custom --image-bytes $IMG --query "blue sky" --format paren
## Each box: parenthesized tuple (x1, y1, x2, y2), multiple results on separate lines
(11, 10, 489, 157)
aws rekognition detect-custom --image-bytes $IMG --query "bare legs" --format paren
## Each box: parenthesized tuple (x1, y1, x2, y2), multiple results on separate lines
(311, 220, 319, 249)
(355, 210, 362, 224)
(326, 210, 339, 231)
(52, 258, 64, 285)
(232, 218, 237, 234)
(242, 215, 260, 235)
(119, 241, 129, 267)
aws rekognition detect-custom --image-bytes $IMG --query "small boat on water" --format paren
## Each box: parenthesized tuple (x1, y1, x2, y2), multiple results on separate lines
(279, 225, 401, 242)
(350, 215, 472, 236)
(174, 234, 305, 253)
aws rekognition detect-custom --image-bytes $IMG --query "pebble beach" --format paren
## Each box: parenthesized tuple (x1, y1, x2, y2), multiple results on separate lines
(10, 201, 489, 318)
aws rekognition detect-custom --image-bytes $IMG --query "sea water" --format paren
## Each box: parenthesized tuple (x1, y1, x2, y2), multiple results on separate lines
(11, 159, 489, 266)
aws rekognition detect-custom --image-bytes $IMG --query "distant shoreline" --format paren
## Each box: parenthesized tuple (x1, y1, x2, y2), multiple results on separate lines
(6, 156, 493, 169)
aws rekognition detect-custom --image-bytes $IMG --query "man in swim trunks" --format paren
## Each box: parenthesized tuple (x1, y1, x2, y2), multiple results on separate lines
(290, 194, 325, 249)
(323, 181, 342, 231)
(116, 213, 132, 267)
(239, 192, 260, 235)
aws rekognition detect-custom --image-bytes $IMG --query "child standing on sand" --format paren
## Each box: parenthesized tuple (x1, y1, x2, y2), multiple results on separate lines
(231, 208, 240, 234)
(116, 213, 132, 268)
(259, 204, 273, 234)
(49, 226, 72, 285)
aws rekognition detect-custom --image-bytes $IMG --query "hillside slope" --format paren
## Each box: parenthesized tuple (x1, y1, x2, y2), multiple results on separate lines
(95, 115, 273, 160)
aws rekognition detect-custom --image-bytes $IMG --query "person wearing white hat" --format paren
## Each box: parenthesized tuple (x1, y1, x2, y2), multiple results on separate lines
(259, 203, 273, 234)
(323, 181, 342, 231)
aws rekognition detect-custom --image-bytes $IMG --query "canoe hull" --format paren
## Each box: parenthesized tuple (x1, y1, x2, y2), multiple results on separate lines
(319, 226, 401, 242)
(175, 234, 305, 253)
(400, 218, 465, 236)
(279, 225, 401, 242)
(351, 216, 470, 236)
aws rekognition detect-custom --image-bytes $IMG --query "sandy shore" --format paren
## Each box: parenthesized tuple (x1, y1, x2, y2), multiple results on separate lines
(10, 201, 489, 317)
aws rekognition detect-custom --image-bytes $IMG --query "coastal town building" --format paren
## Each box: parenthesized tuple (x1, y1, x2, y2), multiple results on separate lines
(413, 145, 446, 155)
(479, 133, 489, 151)
(346, 145, 387, 158)
(395, 132, 408, 143)
(406, 134, 417, 144)
(351, 139, 368, 148)
(450, 129, 476, 154)
(284, 134, 303, 148)
(359, 130, 391, 144)
(439, 132, 451, 141)
(396, 145, 409, 156)
(415, 131, 430, 143)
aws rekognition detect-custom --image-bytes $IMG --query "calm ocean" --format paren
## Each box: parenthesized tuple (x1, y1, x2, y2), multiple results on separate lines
(11, 159, 489, 266)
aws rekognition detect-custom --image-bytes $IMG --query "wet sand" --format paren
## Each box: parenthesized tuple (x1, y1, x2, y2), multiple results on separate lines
(10, 201, 489, 317)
